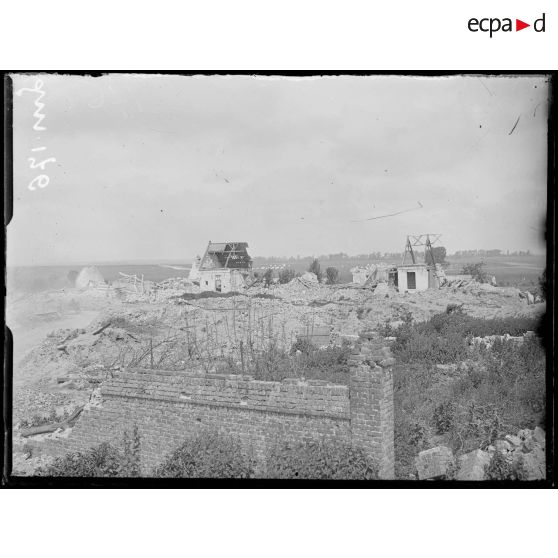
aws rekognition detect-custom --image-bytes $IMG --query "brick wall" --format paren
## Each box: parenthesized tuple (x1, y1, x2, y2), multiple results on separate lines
(30, 337, 395, 478)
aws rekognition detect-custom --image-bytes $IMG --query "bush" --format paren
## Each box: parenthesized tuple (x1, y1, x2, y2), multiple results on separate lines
(393, 334, 545, 478)
(391, 311, 540, 364)
(461, 262, 489, 283)
(278, 268, 296, 284)
(290, 337, 316, 356)
(539, 268, 546, 300)
(40, 443, 124, 477)
(154, 430, 255, 478)
(433, 401, 455, 434)
(325, 267, 339, 285)
(485, 451, 516, 480)
(262, 268, 274, 287)
(431, 246, 447, 266)
(287, 338, 352, 384)
(266, 440, 377, 479)
(38, 427, 141, 477)
(308, 259, 323, 282)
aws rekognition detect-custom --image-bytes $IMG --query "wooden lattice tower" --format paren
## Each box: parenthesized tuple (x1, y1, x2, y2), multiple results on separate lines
(402, 234, 442, 266)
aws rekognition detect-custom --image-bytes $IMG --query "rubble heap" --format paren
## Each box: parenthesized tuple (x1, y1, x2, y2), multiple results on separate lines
(414, 426, 546, 481)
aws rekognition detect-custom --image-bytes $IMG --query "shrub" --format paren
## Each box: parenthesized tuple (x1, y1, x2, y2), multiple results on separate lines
(391, 311, 540, 364)
(262, 268, 274, 287)
(290, 337, 316, 356)
(288, 338, 351, 384)
(308, 259, 323, 282)
(538, 268, 546, 300)
(445, 303, 463, 315)
(485, 451, 516, 480)
(325, 267, 339, 285)
(278, 268, 296, 284)
(154, 430, 255, 478)
(461, 262, 488, 283)
(431, 246, 447, 266)
(393, 333, 545, 478)
(38, 427, 141, 477)
(40, 442, 125, 477)
(266, 440, 377, 479)
(433, 401, 455, 434)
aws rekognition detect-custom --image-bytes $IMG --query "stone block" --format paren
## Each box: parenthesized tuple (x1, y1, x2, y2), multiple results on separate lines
(415, 446, 454, 480)
(505, 434, 521, 448)
(518, 428, 532, 441)
(533, 426, 545, 446)
(456, 449, 491, 481)
(515, 448, 545, 480)
(379, 358, 396, 368)
(522, 436, 537, 453)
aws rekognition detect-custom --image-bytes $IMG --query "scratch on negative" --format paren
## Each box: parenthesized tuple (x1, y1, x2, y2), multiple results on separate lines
(508, 115, 520, 135)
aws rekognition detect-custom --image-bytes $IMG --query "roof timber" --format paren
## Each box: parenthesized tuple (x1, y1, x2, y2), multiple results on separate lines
(200, 241, 252, 270)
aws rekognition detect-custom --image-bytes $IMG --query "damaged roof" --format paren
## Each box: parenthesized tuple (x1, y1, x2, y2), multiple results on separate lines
(200, 241, 253, 270)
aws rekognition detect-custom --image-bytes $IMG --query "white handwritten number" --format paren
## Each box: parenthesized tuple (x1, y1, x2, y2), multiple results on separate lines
(28, 175, 50, 191)
(15, 78, 47, 132)
(15, 77, 57, 191)
(28, 156, 56, 170)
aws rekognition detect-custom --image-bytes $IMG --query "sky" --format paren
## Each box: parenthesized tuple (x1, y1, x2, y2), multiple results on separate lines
(8, 73, 549, 266)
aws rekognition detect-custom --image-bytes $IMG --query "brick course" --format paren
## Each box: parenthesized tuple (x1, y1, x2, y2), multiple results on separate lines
(30, 339, 394, 478)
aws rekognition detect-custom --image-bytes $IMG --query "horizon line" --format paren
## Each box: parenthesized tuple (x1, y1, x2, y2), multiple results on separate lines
(7, 250, 546, 268)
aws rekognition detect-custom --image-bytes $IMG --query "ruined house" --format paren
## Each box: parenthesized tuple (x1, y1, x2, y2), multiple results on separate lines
(396, 234, 446, 293)
(352, 264, 394, 288)
(351, 265, 372, 284)
(198, 241, 253, 293)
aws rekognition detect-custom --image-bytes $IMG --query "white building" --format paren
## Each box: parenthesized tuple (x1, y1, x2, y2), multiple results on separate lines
(396, 263, 430, 293)
(351, 266, 371, 284)
(198, 241, 252, 293)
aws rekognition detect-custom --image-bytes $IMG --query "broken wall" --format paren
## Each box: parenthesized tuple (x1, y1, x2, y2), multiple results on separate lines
(30, 340, 395, 478)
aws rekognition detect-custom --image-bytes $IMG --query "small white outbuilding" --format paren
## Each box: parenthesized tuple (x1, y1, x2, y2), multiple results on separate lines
(397, 264, 429, 293)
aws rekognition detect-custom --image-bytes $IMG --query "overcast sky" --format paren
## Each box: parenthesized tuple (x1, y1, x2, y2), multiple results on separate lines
(8, 73, 548, 266)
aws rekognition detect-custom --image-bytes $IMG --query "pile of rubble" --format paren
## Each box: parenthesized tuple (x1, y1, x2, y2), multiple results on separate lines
(518, 290, 543, 305)
(440, 278, 543, 306)
(415, 426, 546, 481)
(469, 330, 537, 349)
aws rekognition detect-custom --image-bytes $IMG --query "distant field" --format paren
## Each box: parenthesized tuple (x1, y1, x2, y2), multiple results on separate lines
(253, 254, 546, 289)
(445, 255, 545, 290)
(7, 264, 192, 293)
(8, 254, 545, 294)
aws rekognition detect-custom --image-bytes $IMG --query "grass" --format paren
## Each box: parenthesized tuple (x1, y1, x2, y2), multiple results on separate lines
(154, 430, 255, 478)
(388, 308, 540, 365)
(38, 427, 141, 477)
(390, 308, 545, 478)
(215, 337, 353, 384)
(266, 440, 377, 479)
(393, 332, 545, 479)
